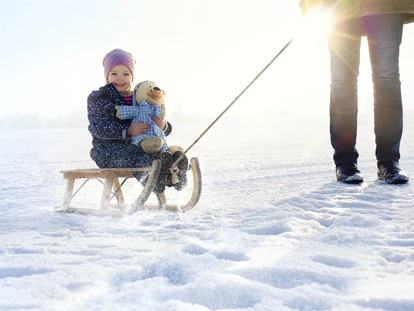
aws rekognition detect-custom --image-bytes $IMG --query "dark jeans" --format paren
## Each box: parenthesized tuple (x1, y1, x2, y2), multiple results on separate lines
(91, 143, 158, 182)
(328, 14, 404, 165)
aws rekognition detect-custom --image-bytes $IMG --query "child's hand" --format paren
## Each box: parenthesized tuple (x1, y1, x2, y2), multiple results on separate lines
(128, 122, 150, 136)
(151, 116, 166, 130)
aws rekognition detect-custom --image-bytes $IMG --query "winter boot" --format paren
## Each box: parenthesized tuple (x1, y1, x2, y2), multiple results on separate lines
(167, 151, 189, 191)
(336, 162, 363, 184)
(153, 151, 173, 194)
(377, 160, 409, 184)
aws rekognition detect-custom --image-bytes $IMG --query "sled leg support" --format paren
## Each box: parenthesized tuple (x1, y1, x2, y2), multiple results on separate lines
(56, 158, 201, 216)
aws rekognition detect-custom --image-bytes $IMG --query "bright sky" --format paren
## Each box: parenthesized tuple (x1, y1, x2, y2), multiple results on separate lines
(1, 0, 414, 119)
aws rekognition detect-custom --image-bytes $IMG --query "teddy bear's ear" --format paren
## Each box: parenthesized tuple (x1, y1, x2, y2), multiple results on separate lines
(134, 80, 148, 92)
(162, 90, 166, 97)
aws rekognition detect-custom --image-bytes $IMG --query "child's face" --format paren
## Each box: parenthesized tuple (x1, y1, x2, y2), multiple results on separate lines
(107, 64, 133, 95)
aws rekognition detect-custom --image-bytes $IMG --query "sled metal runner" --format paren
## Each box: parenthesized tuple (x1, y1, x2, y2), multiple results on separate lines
(56, 158, 201, 216)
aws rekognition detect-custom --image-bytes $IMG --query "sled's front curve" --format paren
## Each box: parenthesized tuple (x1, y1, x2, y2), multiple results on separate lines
(142, 157, 202, 212)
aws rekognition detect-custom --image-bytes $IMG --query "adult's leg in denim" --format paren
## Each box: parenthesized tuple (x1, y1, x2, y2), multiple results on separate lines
(364, 14, 404, 162)
(328, 19, 362, 165)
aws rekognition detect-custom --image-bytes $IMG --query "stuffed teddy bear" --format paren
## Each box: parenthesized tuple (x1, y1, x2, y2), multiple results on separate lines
(115, 80, 168, 154)
(115, 80, 188, 192)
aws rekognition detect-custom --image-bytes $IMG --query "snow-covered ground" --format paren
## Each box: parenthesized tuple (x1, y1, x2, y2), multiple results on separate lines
(1, 112, 414, 311)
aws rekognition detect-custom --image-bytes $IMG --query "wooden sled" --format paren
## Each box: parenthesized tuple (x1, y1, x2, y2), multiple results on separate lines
(55, 157, 202, 216)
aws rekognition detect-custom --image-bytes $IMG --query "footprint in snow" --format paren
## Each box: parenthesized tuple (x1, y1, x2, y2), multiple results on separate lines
(310, 254, 358, 268)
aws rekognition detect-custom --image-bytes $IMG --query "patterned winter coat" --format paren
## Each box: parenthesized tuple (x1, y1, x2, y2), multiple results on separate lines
(300, 0, 414, 23)
(117, 100, 168, 152)
(87, 84, 172, 170)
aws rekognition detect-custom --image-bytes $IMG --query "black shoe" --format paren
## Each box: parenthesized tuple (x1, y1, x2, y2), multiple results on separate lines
(377, 160, 409, 184)
(336, 162, 363, 184)
(154, 151, 173, 194)
(167, 151, 188, 191)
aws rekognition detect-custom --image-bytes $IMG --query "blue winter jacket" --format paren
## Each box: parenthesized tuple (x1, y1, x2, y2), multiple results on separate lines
(87, 84, 172, 172)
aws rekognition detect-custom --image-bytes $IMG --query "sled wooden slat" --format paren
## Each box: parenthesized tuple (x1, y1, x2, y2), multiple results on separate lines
(61, 167, 153, 179)
(56, 157, 202, 215)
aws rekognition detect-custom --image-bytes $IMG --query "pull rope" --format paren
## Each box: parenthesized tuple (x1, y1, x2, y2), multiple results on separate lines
(170, 37, 294, 170)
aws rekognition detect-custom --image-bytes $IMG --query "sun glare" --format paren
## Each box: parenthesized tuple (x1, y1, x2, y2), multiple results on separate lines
(297, 7, 335, 42)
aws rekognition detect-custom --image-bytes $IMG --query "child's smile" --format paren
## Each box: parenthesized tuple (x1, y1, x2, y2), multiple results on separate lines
(107, 64, 133, 95)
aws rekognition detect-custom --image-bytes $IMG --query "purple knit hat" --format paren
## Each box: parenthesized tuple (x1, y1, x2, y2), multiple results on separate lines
(103, 49, 135, 80)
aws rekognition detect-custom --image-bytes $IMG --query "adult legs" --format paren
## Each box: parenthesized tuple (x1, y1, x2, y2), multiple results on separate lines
(328, 18, 362, 165)
(364, 14, 404, 162)
(365, 14, 408, 183)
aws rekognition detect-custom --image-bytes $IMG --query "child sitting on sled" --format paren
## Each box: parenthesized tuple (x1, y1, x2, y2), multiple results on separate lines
(87, 48, 187, 193)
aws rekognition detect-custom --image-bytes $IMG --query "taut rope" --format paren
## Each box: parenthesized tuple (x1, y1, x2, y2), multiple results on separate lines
(170, 38, 294, 170)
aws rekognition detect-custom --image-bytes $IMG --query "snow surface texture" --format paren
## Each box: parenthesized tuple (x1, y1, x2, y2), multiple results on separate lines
(1, 113, 414, 311)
